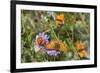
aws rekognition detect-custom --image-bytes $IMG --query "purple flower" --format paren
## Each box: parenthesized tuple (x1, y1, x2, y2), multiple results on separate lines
(45, 49, 61, 55)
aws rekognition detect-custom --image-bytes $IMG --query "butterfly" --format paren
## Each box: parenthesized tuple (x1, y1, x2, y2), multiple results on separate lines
(44, 40, 67, 53)
(55, 13, 64, 27)
(75, 42, 86, 58)
(37, 37, 45, 46)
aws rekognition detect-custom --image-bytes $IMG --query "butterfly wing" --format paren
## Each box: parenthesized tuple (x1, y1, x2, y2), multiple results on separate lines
(44, 41, 55, 50)
(78, 50, 86, 58)
(59, 42, 68, 52)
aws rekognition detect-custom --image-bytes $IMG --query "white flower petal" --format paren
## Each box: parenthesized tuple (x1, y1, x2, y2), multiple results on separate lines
(34, 45, 41, 52)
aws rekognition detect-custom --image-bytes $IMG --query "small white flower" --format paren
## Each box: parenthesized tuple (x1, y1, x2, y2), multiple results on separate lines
(34, 45, 41, 52)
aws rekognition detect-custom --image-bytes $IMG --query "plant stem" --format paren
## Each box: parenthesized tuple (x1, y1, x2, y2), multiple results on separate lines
(49, 23, 59, 40)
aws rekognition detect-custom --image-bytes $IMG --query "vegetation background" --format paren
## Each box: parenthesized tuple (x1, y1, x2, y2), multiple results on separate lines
(21, 10, 90, 63)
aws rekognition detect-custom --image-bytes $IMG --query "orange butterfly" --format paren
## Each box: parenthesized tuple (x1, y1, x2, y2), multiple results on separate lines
(44, 40, 67, 53)
(75, 42, 86, 58)
(55, 13, 64, 27)
(37, 37, 45, 46)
